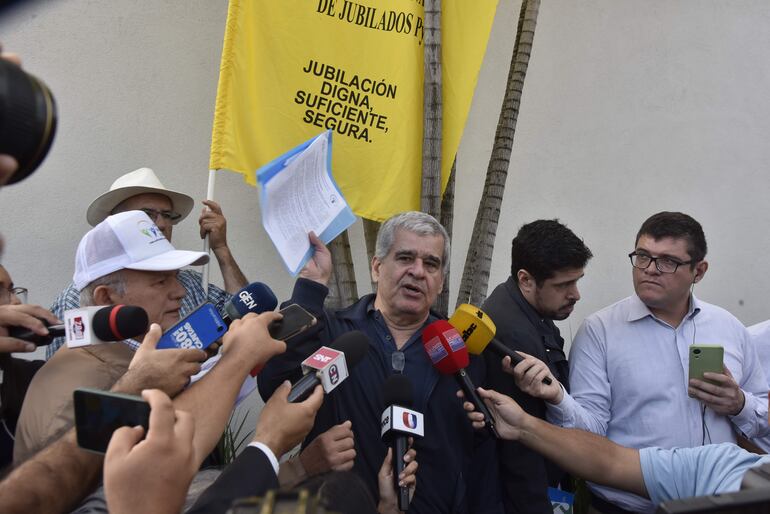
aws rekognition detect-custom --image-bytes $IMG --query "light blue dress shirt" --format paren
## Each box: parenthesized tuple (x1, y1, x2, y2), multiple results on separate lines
(747, 319, 770, 452)
(547, 294, 769, 512)
(640, 443, 769, 507)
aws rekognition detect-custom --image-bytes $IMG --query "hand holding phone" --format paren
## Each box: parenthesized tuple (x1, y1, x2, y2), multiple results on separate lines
(74, 388, 150, 454)
(687, 344, 746, 416)
(247, 304, 316, 377)
(156, 303, 226, 350)
(688, 344, 724, 385)
(103, 389, 197, 514)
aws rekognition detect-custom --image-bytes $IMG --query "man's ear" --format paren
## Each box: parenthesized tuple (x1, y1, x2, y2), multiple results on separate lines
(516, 269, 535, 293)
(371, 256, 381, 284)
(93, 285, 118, 305)
(693, 260, 709, 284)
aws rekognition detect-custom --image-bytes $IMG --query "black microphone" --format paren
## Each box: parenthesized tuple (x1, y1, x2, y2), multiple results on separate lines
(287, 331, 369, 403)
(381, 374, 423, 512)
(9, 305, 148, 346)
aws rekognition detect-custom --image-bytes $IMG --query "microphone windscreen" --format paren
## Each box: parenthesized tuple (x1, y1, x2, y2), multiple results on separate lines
(382, 373, 413, 408)
(92, 305, 149, 341)
(449, 304, 496, 355)
(329, 330, 369, 369)
(226, 282, 278, 319)
(422, 320, 469, 374)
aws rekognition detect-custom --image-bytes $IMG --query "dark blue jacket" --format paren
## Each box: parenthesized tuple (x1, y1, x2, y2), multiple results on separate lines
(259, 279, 502, 514)
(482, 277, 570, 513)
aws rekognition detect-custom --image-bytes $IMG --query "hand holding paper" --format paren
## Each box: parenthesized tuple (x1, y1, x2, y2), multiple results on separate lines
(257, 131, 356, 275)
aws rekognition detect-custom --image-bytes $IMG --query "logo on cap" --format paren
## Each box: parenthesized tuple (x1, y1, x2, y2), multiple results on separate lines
(137, 220, 165, 244)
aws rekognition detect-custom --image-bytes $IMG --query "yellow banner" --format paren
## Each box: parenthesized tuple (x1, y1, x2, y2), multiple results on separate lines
(210, 0, 498, 222)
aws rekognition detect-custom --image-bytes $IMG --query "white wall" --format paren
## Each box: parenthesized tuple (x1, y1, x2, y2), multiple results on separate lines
(3, 0, 770, 356)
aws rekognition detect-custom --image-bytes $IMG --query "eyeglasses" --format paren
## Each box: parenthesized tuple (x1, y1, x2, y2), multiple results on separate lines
(140, 208, 182, 224)
(1, 286, 27, 304)
(628, 252, 692, 274)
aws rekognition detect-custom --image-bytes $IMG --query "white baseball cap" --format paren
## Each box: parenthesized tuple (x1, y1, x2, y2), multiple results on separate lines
(74, 210, 209, 290)
(86, 167, 195, 226)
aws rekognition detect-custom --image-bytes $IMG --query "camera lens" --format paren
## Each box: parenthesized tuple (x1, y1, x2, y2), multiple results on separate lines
(0, 59, 57, 185)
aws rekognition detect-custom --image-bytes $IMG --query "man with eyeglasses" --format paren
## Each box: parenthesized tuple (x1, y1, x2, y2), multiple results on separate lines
(512, 211, 768, 513)
(46, 167, 248, 358)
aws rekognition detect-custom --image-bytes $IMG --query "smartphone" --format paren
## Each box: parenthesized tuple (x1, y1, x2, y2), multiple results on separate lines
(268, 304, 317, 340)
(688, 344, 724, 385)
(157, 303, 226, 350)
(73, 387, 150, 454)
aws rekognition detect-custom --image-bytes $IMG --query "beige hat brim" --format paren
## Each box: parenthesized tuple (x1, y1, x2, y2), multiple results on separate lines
(86, 186, 195, 227)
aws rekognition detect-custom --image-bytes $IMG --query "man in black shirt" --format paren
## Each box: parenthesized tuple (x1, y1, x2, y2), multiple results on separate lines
(482, 219, 592, 514)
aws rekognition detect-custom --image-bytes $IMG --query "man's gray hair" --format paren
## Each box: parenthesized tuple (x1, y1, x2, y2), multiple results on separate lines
(79, 270, 127, 306)
(374, 211, 450, 274)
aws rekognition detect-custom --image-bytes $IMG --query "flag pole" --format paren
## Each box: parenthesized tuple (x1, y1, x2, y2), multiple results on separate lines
(202, 169, 217, 294)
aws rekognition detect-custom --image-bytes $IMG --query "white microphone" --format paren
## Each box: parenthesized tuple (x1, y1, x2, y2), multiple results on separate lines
(380, 404, 424, 439)
(381, 374, 424, 511)
(287, 331, 368, 403)
(64, 305, 149, 348)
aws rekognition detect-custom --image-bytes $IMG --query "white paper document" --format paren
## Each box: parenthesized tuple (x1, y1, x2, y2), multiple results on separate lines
(257, 131, 356, 275)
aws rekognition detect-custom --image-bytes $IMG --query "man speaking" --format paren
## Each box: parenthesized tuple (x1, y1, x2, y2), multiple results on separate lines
(259, 211, 501, 514)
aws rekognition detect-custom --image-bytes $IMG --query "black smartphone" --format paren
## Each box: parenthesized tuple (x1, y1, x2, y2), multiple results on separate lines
(73, 387, 150, 454)
(268, 304, 317, 341)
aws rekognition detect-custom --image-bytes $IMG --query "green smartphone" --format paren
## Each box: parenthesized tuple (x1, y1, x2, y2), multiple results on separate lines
(688, 344, 724, 385)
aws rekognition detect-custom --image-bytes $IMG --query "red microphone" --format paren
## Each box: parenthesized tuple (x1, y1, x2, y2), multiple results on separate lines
(422, 320, 499, 438)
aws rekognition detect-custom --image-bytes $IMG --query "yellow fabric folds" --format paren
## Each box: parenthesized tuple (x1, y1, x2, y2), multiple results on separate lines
(210, 0, 498, 222)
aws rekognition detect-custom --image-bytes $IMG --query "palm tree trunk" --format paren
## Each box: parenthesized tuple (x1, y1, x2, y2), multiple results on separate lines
(435, 158, 455, 316)
(325, 230, 358, 309)
(421, 0, 442, 218)
(455, 0, 540, 309)
(362, 219, 380, 295)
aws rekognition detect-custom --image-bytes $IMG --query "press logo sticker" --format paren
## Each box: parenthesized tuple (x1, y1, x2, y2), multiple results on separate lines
(402, 411, 418, 429)
(172, 322, 204, 349)
(70, 316, 85, 340)
(238, 290, 258, 310)
(444, 329, 465, 353)
(425, 336, 448, 364)
(303, 347, 341, 371)
(329, 364, 340, 385)
(381, 405, 424, 437)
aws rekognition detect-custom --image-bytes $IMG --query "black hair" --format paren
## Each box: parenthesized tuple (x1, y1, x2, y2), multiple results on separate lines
(511, 219, 592, 285)
(635, 211, 707, 265)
